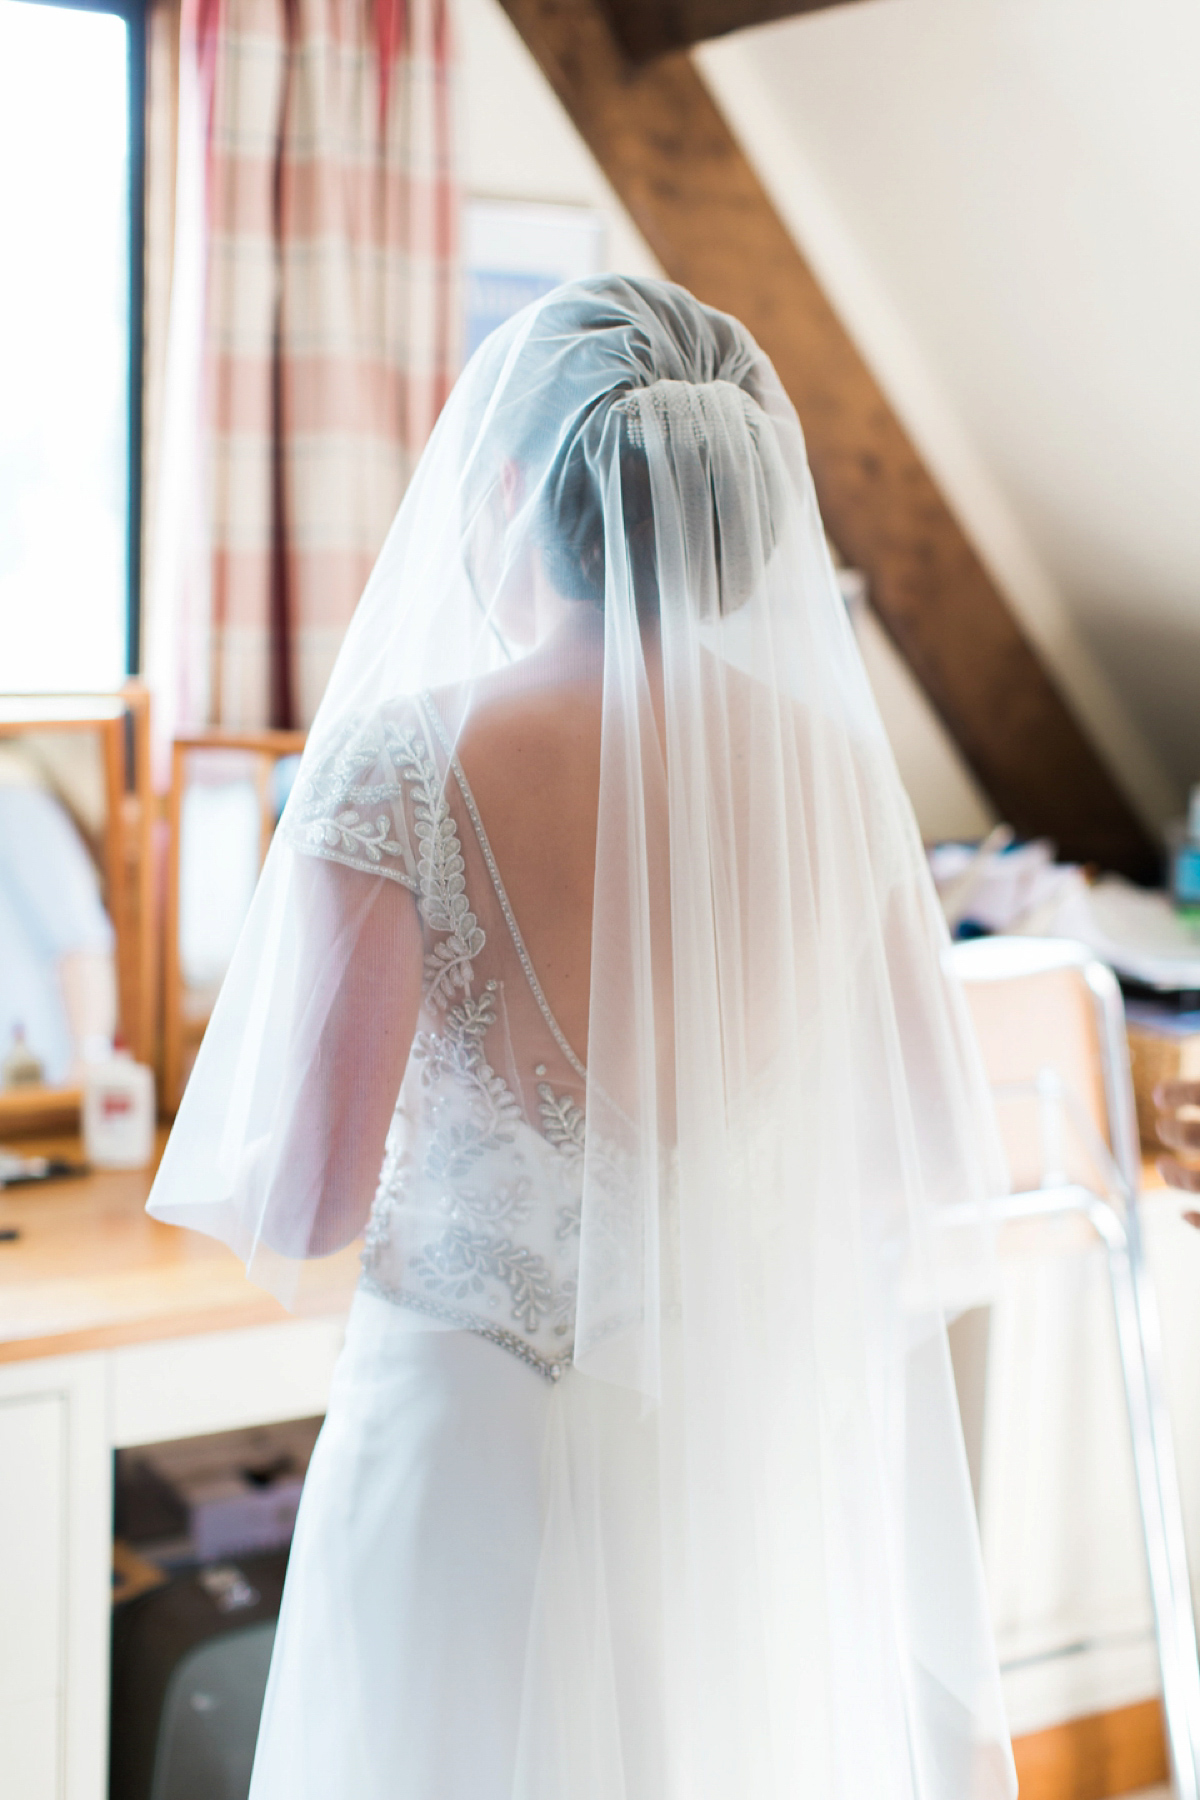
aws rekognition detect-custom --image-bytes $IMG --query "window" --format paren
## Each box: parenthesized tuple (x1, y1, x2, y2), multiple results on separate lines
(0, 0, 144, 691)
(464, 200, 606, 359)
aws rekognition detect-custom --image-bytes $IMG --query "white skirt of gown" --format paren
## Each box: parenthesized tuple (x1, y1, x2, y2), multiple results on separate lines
(248, 1286, 663, 1800)
(249, 1282, 1014, 1800)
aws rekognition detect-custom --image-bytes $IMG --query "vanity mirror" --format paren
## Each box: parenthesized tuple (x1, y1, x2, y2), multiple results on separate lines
(0, 687, 155, 1135)
(164, 730, 306, 1112)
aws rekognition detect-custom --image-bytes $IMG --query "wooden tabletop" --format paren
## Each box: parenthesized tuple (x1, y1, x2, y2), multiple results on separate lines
(0, 1128, 1182, 1369)
(0, 1130, 359, 1365)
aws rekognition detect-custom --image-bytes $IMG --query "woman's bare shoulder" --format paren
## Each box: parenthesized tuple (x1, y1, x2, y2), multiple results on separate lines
(462, 687, 602, 803)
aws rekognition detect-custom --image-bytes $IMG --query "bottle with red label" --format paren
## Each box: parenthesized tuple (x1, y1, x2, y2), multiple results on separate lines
(82, 1040, 156, 1169)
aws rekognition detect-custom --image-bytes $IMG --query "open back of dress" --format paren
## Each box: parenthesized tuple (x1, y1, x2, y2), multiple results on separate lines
(288, 690, 588, 1376)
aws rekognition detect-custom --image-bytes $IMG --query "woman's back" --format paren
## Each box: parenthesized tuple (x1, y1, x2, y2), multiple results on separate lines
(452, 657, 605, 1065)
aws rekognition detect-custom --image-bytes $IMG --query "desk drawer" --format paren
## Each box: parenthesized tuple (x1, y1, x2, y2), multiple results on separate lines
(109, 1317, 346, 1448)
(0, 1692, 61, 1800)
(0, 1394, 65, 1707)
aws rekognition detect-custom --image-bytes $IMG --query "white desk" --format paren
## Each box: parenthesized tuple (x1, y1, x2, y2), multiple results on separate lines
(0, 1137, 358, 1800)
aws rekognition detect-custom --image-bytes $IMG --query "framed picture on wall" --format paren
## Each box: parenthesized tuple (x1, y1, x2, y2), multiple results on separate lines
(464, 199, 607, 358)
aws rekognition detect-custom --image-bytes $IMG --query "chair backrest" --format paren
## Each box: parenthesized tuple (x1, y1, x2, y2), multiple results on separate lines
(949, 936, 1140, 1198)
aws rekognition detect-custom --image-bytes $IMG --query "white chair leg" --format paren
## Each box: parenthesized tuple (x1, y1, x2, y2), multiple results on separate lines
(945, 1182, 1200, 1796)
(1101, 1209, 1200, 1800)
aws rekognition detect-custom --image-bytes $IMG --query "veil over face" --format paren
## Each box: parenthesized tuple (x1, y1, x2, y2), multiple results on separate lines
(150, 275, 1015, 1800)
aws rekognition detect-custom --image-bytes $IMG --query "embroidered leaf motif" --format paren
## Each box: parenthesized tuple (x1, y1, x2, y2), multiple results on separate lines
(283, 718, 412, 881)
(394, 730, 485, 1007)
(552, 1275, 578, 1337)
(444, 1179, 533, 1231)
(313, 808, 405, 864)
(537, 1083, 585, 1164)
(556, 1193, 582, 1243)
(423, 1123, 489, 1183)
(412, 1230, 554, 1333)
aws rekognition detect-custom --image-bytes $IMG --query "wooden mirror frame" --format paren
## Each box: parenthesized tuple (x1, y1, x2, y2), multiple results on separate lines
(0, 685, 155, 1136)
(163, 729, 307, 1114)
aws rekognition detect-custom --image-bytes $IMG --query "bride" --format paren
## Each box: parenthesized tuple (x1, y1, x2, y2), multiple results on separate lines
(149, 275, 1016, 1799)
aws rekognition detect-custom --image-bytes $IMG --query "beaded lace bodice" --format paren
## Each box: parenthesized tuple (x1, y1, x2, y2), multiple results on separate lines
(285, 693, 586, 1379)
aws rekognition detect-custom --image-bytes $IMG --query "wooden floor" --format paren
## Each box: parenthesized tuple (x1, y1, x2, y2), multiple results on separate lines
(992, 1167, 1180, 1800)
(0, 1130, 358, 1363)
(1012, 1700, 1169, 1800)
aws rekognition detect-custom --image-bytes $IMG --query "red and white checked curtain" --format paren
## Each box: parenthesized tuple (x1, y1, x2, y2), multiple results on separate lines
(150, 0, 458, 739)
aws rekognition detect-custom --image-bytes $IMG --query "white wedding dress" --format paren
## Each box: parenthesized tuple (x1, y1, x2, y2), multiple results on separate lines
(250, 692, 664, 1800)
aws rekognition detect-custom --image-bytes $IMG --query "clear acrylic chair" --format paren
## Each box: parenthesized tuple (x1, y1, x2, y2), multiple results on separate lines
(949, 935, 1200, 1799)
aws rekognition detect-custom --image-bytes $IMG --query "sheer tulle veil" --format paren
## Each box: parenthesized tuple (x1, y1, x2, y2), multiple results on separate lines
(149, 275, 1015, 1798)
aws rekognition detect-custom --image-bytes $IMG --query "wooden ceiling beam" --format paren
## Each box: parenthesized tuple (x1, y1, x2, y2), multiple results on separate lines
(600, 0, 866, 64)
(497, 0, 1158, 877)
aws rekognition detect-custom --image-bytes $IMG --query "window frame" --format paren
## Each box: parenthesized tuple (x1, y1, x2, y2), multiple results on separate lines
(10, 0, 147, 678)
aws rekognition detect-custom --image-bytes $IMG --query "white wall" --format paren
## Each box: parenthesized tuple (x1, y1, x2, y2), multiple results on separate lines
(457, 0, 659, 279)
(456, 0, 997, 842)
(853, 607, 994, 840)
(699, 0, 1193, 832)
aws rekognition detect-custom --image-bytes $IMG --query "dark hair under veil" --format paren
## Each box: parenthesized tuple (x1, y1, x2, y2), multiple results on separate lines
(462, 275, 781, 619)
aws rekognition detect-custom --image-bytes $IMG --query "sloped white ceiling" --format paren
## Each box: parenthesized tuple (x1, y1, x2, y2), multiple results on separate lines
(703, 0, 1200, 802)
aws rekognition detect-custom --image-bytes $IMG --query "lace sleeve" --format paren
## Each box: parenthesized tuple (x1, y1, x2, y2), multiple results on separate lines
(281, 709, 419, 890)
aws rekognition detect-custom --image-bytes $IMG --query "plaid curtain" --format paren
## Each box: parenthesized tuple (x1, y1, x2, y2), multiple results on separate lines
(149, 0, 458, 739)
